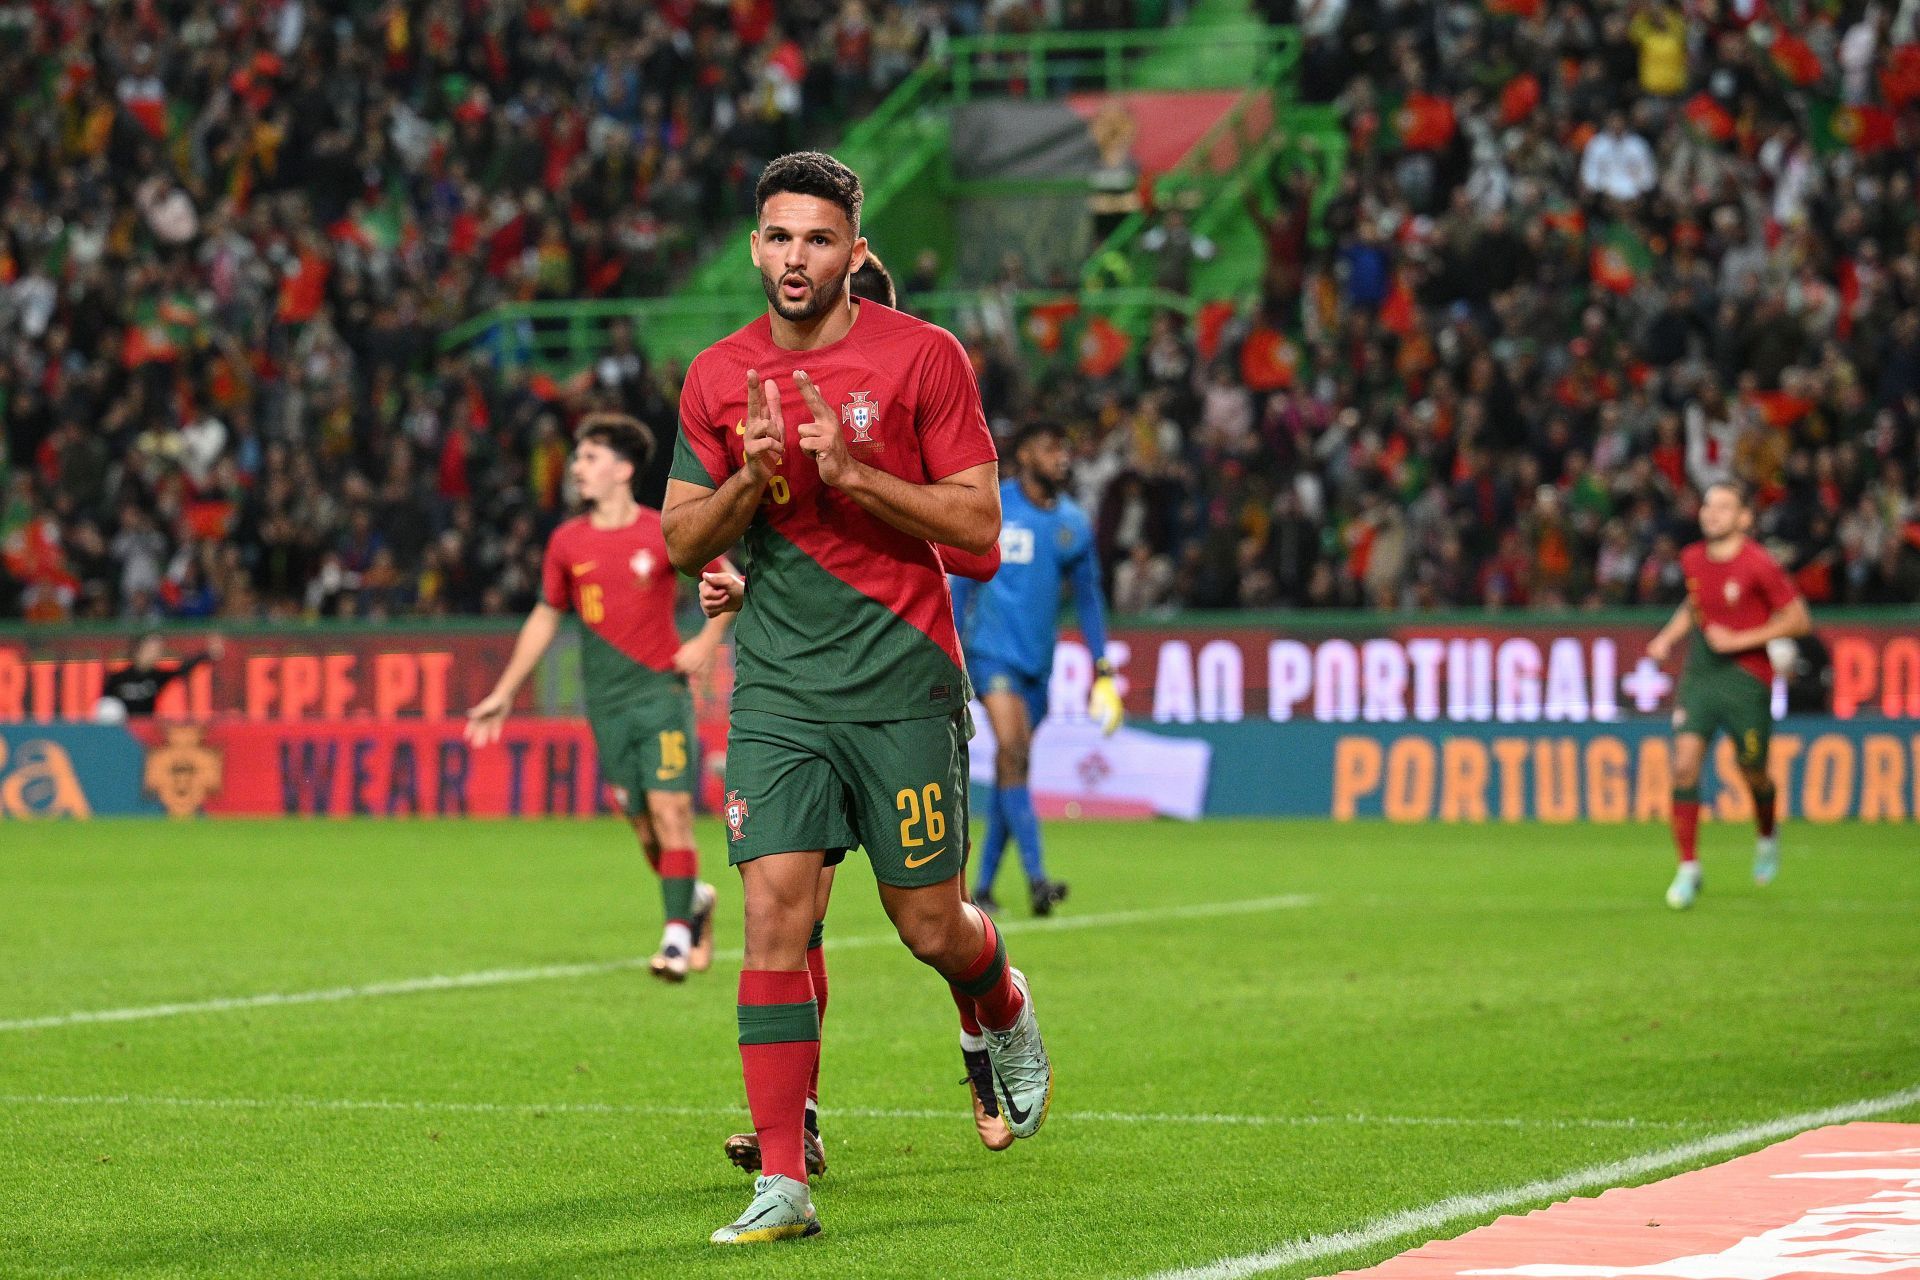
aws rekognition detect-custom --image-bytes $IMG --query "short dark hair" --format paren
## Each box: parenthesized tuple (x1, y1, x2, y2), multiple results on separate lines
(576, 412, 655, 498)
(1011, 422, 1064, 457)
(755, 151, 863, 235)
(850, 251, 895, 307)
(1703, 478, 1749, 507)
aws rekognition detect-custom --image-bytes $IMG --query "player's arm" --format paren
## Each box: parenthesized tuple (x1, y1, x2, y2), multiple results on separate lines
(1704, 596, 1811, 654)
(1070, 537, 1123, 734)
(790, 370, 1000, 554)
(1646, 602, 1692, 663)
(661, 370, 784, 574)
(465, 603, 562, 746)
(673, 557, 738, 677)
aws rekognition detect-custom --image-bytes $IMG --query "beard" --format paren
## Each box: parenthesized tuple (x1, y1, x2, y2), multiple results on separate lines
(761, 264, 849, 322)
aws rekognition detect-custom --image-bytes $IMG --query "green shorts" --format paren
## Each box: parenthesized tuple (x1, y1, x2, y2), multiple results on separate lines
(590, 687, 698, 814)
(723, 707, 969, 888)
(1674, 666, 1772, 770)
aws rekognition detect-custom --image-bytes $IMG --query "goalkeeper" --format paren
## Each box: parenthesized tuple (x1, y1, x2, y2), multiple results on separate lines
(950, 422, 1121, 918)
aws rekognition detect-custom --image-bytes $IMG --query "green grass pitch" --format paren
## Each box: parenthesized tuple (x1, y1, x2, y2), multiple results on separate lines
(2, 817, 1916, 1279)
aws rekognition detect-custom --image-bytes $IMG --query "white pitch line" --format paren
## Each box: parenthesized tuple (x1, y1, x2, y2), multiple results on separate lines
(1134, 1082, 1920, 1280)
(0, 894, 1313, 1034)
(0, 1092, 1699, 1132)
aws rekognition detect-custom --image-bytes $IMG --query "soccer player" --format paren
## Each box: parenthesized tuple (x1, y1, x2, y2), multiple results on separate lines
(466, 413, 733, 980)
(950, 423, 1123, 917)
(698, 517, 1015, 1172)
(93, 632, 224, 722)
(1645, 480, 1810, 910)
(663, 151, 1052, 1245)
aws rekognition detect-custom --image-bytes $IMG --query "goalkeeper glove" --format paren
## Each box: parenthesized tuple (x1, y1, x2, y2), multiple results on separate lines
(1087, 659, 1123, 736)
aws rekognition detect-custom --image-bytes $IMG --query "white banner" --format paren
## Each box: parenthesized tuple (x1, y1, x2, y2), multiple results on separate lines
(967, 706, 1212, 821)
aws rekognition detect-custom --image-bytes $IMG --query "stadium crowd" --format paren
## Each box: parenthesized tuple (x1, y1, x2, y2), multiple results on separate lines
(2, 0, 1917, 622)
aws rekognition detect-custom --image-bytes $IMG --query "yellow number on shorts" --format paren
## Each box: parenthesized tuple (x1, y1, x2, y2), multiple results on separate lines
(657, 730, 688, 780)
(896, 786, 923, 847)
(923, 784, 945, 843)
(580, 584, 605, 624)
(896, 783, 944, 848)
(766, 476, 791, 504)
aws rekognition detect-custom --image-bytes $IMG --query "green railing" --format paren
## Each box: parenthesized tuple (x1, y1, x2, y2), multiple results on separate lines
(441, 20, 1308, 371)
(437, 286, 1197, 375)
(947, 25, 1295, 101)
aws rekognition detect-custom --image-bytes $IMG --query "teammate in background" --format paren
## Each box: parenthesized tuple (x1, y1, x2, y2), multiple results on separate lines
(466, 414, 734, 980)
(1645, 481, 1810, 910)
(664, 152, 1051, 1245)
(951, 423, 1122, 917)
(93, 632, 225, 722)
(849, 250, 897, 309)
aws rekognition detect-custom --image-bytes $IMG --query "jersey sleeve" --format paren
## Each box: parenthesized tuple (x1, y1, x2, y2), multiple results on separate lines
(937, 541, 1000, 581)
(915, 330, 999, 481)
(669, 356, 730, 489)
(541, 535, 571, 611)
(1754, 548, 1799, 612)
(1066, 514, 1110, 662)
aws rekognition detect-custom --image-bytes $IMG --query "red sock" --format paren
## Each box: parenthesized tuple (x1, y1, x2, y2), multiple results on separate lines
(949, 983, 983, 1038)
(1752, 783, 1777, 839)
(737, 970, 818, 1183)
(806, 921, 827, 1111)
(1671, 788, 1701, 865)
(951, 908, 1024, 1032)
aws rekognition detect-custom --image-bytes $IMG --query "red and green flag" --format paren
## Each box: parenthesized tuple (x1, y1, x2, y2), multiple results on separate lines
(1682, 92, 1734, 143)
(1768, 33, 1822, 87)
(1391, 93, 1457, 151)
(1077, 316, 1132, 378)
(1824, 103, 1897, 152)
(1589, 224, 1653, 295)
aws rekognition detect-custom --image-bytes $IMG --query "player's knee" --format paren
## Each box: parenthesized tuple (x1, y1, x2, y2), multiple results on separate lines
(645, 792, 693, 847)
(1671, 756, 1703, 788)
(995, 744, 1030, 786)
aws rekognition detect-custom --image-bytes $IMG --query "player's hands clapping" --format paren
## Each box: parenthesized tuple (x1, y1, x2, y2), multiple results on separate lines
(699, 571, 745, 618)
(743, 369, 786, 484)
(793, 370, 853, 486)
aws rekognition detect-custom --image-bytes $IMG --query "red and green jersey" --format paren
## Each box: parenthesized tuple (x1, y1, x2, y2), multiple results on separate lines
(1680, 537, 1799, 685)
(671, 301, 998, 723)
(541, 508, 716, 718)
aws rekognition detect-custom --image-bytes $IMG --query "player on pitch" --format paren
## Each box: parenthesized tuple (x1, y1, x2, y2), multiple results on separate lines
(951, 421, 1122, 918)
(1645, 480, 1810, 910)
(663, 152, 1052, 1244)
(467, 414, 734, 980)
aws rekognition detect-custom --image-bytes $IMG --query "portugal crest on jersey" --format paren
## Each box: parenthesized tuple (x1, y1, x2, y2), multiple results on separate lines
(630, 549, 656, 581)
(841, 390, 880, 445)
(1724, 579, 1741, 603)
(724, 789, 749, 841)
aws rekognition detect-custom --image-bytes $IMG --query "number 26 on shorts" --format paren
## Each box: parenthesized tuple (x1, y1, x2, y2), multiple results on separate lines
(895, 783, 945, 848)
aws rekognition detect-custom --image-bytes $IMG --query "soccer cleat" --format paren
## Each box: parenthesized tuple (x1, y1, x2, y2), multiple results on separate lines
(982, 968, 1051, 1139)
(973, 889, 1001, 917)
(688, 882, 717, 972)
(649, 943, 689, 982)
(1665, 862, 1703, 911)
(709, 1174, 820, 1245)
(1753, 836, 1779, 887)
(1029, 879, 1068, 917)
(962, 1046, 1014, 1151)
(723, 1128, 828, 1177)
